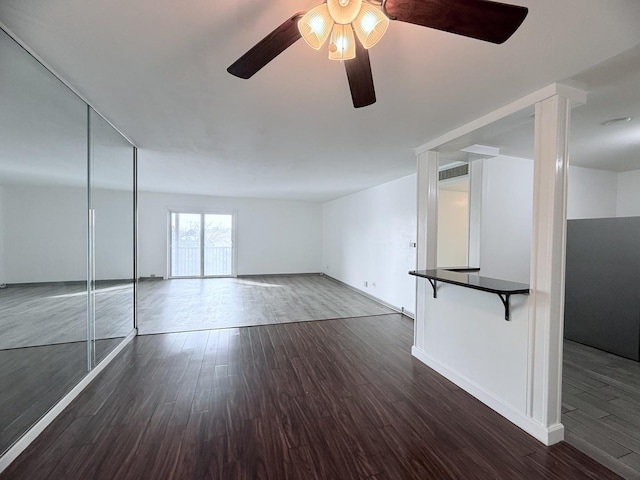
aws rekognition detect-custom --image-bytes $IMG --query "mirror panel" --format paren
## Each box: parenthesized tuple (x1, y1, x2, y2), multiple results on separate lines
(0, 29, 89, 455)
(89, 109, 135, 364)
(0, 28, 136, 457)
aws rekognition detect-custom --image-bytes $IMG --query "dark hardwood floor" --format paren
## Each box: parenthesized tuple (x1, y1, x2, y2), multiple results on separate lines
(0, 314, 618, 479)
(0, 275, 389, 462)
(0, 338, 122, 457)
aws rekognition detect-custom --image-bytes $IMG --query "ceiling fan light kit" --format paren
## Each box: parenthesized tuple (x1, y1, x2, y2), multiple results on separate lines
(299, 0, 389, 59)
(227, 0, 529, 108)
(328, 24, 356, 60)
(352, 3, 390, 48)
(298, 4, 333, 49)
(327, 0, 363, 24)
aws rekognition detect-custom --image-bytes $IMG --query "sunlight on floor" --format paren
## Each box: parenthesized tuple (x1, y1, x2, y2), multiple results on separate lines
(48, 284, 131, 299)
(234, 279, 283, 288)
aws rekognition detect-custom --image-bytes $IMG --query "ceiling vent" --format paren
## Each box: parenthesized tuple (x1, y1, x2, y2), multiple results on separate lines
(461, 144, 500, 158)
(439, 163, 469, 181)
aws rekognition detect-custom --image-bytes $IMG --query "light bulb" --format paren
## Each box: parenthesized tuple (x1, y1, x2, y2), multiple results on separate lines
(327, 0, 363, 25)
(353, 3, 389, 48)
(298, 4, 333, 50)
(328, 24, 356, 60)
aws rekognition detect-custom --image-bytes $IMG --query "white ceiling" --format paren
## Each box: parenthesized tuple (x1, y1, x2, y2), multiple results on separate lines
(1, 0, 640, 201)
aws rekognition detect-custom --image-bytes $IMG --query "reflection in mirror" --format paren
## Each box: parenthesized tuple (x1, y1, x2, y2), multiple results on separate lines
(0, 28, 88, 455)
(89, 109, 135, 365)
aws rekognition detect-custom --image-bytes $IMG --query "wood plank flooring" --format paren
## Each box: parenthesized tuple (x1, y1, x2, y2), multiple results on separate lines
(563, 339, 640, 479)
(0, 281, 133, 350)
(0, 275, 389, 350)
(137, 275, 395, 335)
(0, 275, 390, 463)
(0, 339, 120, 456)
(1, 315, 618, 479)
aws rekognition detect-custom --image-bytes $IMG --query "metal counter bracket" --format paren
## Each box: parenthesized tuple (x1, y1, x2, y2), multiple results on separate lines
(427, 278, 437, 298)
(428, 279, 513, 320)
(498, 293, 512, 321)
(411, 270, 529, 322)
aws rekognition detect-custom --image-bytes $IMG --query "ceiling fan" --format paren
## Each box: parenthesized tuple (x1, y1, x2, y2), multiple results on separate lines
(227, 0, 528, 108)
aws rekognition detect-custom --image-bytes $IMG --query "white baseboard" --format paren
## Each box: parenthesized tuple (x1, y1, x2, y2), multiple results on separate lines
(411, 345, 564, 446)
(0, 330, 137, 474)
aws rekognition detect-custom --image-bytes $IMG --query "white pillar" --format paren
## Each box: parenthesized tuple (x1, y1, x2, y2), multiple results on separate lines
(467, 160, 483, 267)
(414, 150, 439, 348)
(528, 94, 570, 444)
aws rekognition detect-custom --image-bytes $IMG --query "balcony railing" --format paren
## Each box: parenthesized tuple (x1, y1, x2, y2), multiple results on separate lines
(171, 245, 232, 277)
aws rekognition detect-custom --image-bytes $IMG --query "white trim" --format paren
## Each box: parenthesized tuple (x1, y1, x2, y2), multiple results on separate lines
(411, 345, 564, 446)
(415, 83, 586, 154)
(0, 330, 136, 474)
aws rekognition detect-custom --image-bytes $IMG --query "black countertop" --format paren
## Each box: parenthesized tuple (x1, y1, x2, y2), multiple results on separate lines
(409, 269, 529, 295)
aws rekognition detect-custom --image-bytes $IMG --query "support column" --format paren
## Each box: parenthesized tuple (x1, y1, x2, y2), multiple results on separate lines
(467, 159, 483, 267)
(414, 150, 439, 348)
(528, 94, 570, 444)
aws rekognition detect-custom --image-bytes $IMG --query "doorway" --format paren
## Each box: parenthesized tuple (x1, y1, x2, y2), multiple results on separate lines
(437, 175, 470, 267)
(169, 212, 235, 278)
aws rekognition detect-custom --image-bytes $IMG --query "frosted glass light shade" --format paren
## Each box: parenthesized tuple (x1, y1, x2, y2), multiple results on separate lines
(298, 4, 334, 50)
(328, 24, 356, 60)
(353, 4, 389, 48)
(327, 0, 363, 25)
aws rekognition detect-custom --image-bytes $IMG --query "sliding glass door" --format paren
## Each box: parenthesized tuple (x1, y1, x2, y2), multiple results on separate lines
(170, 213, 201, 277)
(170, 212, 234, 278)
(204, 214, 233, 276)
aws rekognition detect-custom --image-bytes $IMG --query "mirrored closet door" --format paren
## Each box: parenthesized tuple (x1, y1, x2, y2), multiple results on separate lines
(0, 26, 136, 457)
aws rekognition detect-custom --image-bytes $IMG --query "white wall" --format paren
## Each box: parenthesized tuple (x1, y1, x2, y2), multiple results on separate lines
(322, 174, 416, 314)
(416, 282, 530, 410)
(3, 185, 86, 283)
(475, 161, 629, 282)
(93, 188, 134, 281)
(564, 165, 640, 218)
(477, 157, 624, 278)
(437, 188, 469, 267)
(567, 165, 617, 219)
(479, 155, 533, 284)
(138, 192, 322, 277)
(617, 168, 640, 217)
(2, 184, 134, 283)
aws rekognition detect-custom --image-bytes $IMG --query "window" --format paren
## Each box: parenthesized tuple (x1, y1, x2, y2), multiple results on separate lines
(170, 212, 235, 277)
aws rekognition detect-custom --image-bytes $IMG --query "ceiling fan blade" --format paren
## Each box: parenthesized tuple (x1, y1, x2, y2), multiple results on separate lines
(384, 0, 528, 44)
(344, 37, 376, 108)
(227, 13, 305, 79)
